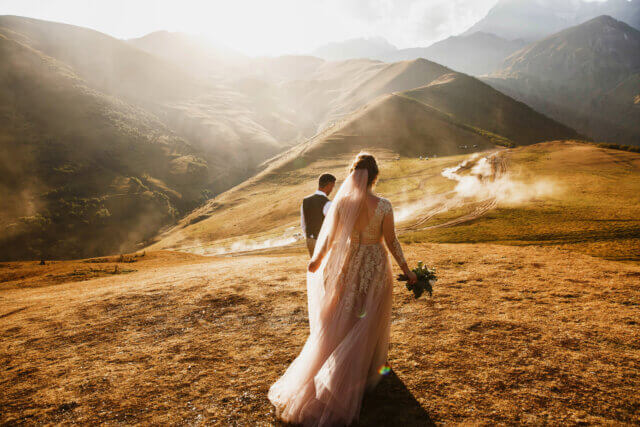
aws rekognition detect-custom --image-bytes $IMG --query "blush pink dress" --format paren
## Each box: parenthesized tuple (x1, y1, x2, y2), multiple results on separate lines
(268, 173, 408, 427)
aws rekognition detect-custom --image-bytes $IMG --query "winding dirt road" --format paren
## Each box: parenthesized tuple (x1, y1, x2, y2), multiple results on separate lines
(399, 150, 507, 232)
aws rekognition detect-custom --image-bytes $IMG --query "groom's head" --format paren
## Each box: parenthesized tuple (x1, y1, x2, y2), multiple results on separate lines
(318, 173, 336, 197)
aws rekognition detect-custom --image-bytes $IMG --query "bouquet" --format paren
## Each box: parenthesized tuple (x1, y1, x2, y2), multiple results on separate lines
(397, 261, 437, 299)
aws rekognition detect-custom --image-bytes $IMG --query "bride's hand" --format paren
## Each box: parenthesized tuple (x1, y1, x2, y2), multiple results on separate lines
(308, 258, 321, 273)
(406, 270, 418, 285)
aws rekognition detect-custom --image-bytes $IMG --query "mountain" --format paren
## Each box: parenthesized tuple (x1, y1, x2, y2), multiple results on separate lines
(311, 37, 398, 61)
(309, 1, 639, 68)
(464, 0, 640, 42)
(0, 16, 292, 193)
(127, 31, 248, 80)
(0, 16, 579, 261)
(0, 30, 209, 260)
(484, 15, 640, 144)
(0, 16, 303, 260)
(242, 55, 326, 84)
(385, 32, 526, 75)
(402, 72, 576, 145)
(149, 62, 577, 251)
(333, 59, 453, 114)
(128, 31, 458, 150)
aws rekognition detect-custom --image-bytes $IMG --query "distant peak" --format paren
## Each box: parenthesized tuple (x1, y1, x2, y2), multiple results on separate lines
(589, 14, 619, 23)
(566, 14, 637, 34)
(403, 57, 432, 67)
(407, 57, 440, 65)
(466, 31, 501, 39)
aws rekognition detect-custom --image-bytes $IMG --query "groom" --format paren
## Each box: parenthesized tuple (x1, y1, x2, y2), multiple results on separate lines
(301, 173, 336, 256)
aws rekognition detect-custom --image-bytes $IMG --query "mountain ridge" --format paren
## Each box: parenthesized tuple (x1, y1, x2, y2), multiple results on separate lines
(464, 0, 640, 42)
(0, 30, 210, 260)
(485, 15, 640, 144)
(149, 62, 578, 251)
(385, 31, 526, 75)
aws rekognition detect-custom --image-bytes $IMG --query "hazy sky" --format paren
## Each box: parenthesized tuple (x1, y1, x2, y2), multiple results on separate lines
(0, 0, 609, 56)
(0, 0, 505, 55)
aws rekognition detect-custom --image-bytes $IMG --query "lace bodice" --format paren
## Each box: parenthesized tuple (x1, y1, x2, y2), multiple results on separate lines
(349, 198, 406, 267)
(350, 198, 388, 245)
(340, 197, 407, 314)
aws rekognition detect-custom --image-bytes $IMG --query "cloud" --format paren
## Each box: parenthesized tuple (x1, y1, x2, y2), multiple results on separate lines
(331, 0, 500, 47)
(0, 0, 500, 55)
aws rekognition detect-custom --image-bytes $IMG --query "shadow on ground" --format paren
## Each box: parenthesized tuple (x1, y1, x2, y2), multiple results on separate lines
(357, 369, 434, 426)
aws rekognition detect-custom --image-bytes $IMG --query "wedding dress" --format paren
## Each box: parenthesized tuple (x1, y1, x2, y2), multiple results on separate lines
(268, 169, 408, 426)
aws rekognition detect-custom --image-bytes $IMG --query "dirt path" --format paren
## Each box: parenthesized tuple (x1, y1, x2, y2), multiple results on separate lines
(2, 244, 639, 425)
(399, 151, 507, 232)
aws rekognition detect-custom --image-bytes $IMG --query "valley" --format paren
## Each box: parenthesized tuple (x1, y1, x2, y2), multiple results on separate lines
(1, 3, 640, 424)
(150, 140, 640, 263)
(0, 15, 580, 261)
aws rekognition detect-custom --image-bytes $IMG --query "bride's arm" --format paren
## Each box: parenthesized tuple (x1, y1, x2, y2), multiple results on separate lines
(382, 202, 416, 282)
(308, 209, 339, 272)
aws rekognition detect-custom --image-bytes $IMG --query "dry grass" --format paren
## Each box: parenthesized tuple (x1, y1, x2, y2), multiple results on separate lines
(2, 244, 639, 425)
(406, 141, 640, 262)
(3, 141, 639, 425)
(148, 149, 487, 255)
(153, 141, 640, 263)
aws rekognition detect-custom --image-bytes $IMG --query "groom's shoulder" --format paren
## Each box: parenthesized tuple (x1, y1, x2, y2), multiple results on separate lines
(306, 193, 328, 199)
(303, 193, 328, 202)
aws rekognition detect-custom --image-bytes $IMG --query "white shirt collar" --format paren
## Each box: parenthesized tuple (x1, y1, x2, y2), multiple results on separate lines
(314, 190, 328, 197)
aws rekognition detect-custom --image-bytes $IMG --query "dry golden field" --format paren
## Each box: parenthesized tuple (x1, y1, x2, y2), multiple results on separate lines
(151, 141, 640, 263)
(2, 11, 639, 427)
(2, 141, 639, 425)
(1, 243, 639, 425)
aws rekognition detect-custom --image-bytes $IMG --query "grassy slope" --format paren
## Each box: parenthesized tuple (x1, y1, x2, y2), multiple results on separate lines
(0, 16, 287, 192)
(151, 138, 640, 263)
(402, 73, 579, 145)
(408, 141, 640, 262)
(148, 67, 587, 257)
(148, 90, 509, 252)
(336, 59, 452, 113)
(0, 32, 209, 260)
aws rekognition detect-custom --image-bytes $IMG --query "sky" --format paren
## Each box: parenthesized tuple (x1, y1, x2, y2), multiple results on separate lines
(0, 0, 609, 56)
(0, 0, 504, 55)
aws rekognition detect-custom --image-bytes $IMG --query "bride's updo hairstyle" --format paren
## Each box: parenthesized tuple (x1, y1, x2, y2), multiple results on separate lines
(349, 152, 379, 187)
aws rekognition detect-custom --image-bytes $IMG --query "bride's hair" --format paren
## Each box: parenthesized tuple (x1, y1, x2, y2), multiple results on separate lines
(349, 152, 379, 187)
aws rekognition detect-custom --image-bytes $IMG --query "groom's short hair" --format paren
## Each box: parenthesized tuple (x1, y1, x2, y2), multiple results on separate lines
(319, 173, 336, 188)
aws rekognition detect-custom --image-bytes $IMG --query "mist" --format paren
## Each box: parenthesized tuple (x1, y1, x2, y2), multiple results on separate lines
(395, 152, 560, 225)
(0, 0, 501, 56)
(187, 228, 302, 256)
(1, 0, 634, 261)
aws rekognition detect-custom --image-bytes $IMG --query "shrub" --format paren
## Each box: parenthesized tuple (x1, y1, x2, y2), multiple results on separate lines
(597, 143, 640, 153)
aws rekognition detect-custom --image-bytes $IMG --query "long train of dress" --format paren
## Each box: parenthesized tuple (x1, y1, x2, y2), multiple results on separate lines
(268, 198, 403, 426)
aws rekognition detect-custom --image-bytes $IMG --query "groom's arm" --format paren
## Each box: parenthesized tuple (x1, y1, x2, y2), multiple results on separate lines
(323, 200, 332, 216)
(300, 203, 306, 235)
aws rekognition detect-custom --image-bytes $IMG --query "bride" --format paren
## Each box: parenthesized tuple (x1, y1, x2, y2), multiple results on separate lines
(268, 152, 417, 426)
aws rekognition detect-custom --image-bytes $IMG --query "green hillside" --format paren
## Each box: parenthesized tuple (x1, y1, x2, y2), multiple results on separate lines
(405, 141, 640, 262)
(147, 74, 581, 254)
(0, 15, 290, 192)
(0, 32, 208, 260)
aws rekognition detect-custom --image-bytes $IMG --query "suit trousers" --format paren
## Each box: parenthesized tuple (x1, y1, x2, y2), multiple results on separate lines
(306, 237, 316, 257)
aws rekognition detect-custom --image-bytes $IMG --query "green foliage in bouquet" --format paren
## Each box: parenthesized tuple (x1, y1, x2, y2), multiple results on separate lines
(397, 261, 437, 299)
